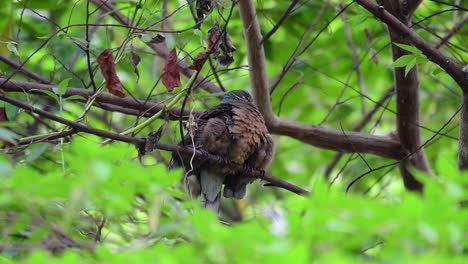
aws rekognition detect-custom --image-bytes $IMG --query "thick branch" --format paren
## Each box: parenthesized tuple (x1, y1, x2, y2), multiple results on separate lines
(355, 0, 468, 91)
(0, 78, 192, 120)
(383, 1, 428, 191)
(458, 94, 468, 169)
(273, 118, 405, 160)
(238, 0, 277, 126)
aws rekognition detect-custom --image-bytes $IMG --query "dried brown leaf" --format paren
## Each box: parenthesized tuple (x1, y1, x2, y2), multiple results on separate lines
(161, 48, 181, 92)
(149, 34, 166, 44)
(196, 0, 215, 21)
(208, 23, 236, 67)
(207, 23, 221, 51)
(97, 49, 125, 97)
(189, 50, 210, 71)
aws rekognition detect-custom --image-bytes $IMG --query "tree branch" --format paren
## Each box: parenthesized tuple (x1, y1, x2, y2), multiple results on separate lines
(273, 118, 405, 159)
(458, 94, 468, 169)
(0, 78, 192, 120)
(238, 0, 405, 160)
(382, 1, 428, 191)
(355, 0, 468, 91)
(324, 87, 395, 177)
(0, 91, 307, 195)
(260, 0, 299, 44)
(1, 77, 407, 159)
(238, 0, 277, 126)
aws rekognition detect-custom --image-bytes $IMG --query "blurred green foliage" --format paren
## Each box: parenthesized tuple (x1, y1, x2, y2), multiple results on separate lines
(1, 138, 467, 262)
(0, 0, 467, 262)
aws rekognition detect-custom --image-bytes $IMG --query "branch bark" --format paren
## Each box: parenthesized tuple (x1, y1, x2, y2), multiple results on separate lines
(458, 94, 468, 169)
(383, 0, 429, 191)
(0, 78, 192, 120)
(238, 0, 277, 126)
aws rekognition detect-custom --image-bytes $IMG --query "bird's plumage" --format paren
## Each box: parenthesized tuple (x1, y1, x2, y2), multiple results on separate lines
(172, 90, 275, 213)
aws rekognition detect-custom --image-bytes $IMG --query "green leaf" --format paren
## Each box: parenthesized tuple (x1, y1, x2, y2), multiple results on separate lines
(415, 55, 428, 64)
(351, 14, 370, 26)
(393, 43, 422, 54)
(404, 58, 417, 76)
(432, 67, 444, 76)
(6, 41, 19, 57)
(5, 103, 18, 120)
(25, 142, 50, 163)
(392, 54, 415, 67)
(53, 78, 71, 96)
(31, 89, 59, 103)
(0, 127, 18, 144)
(64, 95, 87, 101)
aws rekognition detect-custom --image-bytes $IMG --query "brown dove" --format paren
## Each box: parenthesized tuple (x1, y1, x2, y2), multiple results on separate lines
(172, 90, 275, 213)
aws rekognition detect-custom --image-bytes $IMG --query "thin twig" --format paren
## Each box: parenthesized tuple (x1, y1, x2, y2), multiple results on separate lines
(260, 0, 299, 44)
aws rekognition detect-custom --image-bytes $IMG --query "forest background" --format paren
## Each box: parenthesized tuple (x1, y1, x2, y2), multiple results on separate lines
(0, 0, 467, 262)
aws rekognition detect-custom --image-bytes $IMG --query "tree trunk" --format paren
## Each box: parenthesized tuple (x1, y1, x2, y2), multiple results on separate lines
(385, 0, 430, 191)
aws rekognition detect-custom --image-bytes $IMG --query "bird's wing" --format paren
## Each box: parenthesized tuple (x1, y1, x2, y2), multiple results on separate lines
(223, 102, 274, 199)
(171, 103, 234, 172)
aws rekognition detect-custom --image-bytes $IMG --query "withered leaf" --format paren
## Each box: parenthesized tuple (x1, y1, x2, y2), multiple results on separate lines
(196, 0, 215, 22)
(161, 48, 181, 92)
(208, 23, 236, 67)
(216, 53, 234, 66)
(97, 49, 125, 97)
(130, 46, 141, 81)
(189, 50, 210, 71)
(149, 34, 166, 44)
(220, 31, 236, 53)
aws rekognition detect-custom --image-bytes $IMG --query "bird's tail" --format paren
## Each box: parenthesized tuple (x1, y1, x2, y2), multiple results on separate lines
(199, 169, 224, 214)
(223, 175, 247, 200)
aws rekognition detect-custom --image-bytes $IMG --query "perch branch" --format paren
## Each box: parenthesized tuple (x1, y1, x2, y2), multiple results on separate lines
(0, 91, 308, 195)
(1, 78, 406, 159)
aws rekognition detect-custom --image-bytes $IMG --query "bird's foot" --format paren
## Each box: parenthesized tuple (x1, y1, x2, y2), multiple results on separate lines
(242, 165, 266, 179)
(200, 149, 230, 166)
(258, 169, 266, 179)
(198, 149, 209, 156)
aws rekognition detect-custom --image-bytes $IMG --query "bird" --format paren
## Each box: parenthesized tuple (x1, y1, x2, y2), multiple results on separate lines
(171, 90, 275, 213)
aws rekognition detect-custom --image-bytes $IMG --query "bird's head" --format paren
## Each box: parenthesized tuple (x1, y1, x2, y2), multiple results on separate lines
(220, 90, 253, 104)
